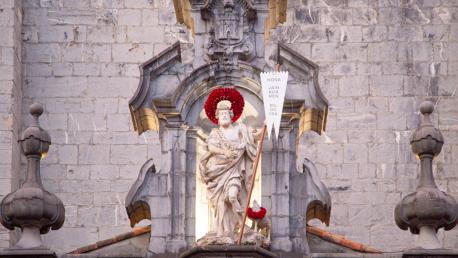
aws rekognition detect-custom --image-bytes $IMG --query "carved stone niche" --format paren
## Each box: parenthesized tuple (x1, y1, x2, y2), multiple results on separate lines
(126, 1, 330, 257)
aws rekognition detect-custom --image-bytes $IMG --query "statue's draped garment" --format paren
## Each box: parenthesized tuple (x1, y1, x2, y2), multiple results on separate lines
(199, 123, 257, 237)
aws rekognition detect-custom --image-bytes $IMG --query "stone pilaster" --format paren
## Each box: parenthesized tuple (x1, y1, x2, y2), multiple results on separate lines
(184, 129, 198, 246)
(269, 118, 331, 255)
(147, 125, 188, 255)
(269, 125, 294, 253)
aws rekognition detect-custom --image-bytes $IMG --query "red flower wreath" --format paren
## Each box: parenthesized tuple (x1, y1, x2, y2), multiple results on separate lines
(247, 206, 267, 220)
(204, 87, 245, 125)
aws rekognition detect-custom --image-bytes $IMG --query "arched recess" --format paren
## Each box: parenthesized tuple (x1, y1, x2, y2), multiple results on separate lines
(129, 42, 328, 138)
(174, 62, 265, 129)
(126, 40, 332, 254)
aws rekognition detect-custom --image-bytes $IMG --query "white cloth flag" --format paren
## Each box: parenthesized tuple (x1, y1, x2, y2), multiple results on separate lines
(260, 71, 288, 140)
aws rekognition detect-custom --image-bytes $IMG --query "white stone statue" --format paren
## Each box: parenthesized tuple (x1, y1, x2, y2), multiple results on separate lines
(198, 99, 261, 245)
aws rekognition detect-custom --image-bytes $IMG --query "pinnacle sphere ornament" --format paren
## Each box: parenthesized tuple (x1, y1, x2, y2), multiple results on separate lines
(394, 100, 457, 249)
(0, 103, 65, 249)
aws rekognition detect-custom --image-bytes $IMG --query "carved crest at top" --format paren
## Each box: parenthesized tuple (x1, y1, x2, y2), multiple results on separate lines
(202, 0, 257, 70)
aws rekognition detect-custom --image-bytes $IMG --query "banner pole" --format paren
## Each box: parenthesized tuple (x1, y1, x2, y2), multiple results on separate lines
(236, 124, 267, 245)
(237, 64, 280, 245)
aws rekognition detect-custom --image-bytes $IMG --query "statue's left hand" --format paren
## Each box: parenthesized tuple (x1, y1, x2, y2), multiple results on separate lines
(252, 128, 263, 141)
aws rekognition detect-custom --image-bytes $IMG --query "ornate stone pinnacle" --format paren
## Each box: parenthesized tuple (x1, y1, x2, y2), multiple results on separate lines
(411, 101, 444, 159)
(0, 103, 65, 249)
(394, 100, 458, 249)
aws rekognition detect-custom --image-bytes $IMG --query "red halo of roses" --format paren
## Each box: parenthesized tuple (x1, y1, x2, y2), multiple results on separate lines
(204, 87, 245, 125)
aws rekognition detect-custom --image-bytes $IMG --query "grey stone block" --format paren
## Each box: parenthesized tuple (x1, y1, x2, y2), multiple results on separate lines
(107, 114, 131, 132)
(368, 42, 397, 61)
(73, 63, 100, 76)
(127, 27, 164, 43)
(78, 144, 110, 164)
(369, 75, 403, 96)
(143, 9, 159, 26)
(343, 144, 368, 163)
(112, 43, 154, 63)
(110, 145, 147, 165)
(110, 179, 134, 193)
(117, 9, 142, 25)
(339, 76, 369, 96)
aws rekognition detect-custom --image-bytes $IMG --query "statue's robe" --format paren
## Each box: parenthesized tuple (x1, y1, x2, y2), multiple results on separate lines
(199, 123, 257, 238)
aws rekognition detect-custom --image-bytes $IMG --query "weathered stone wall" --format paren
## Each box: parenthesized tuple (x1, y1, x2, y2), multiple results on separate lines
(20, 0, 176, 253)
(0, 0, 22, 248)
(281, 0, 458, 252)
(13, 0, 458, 254)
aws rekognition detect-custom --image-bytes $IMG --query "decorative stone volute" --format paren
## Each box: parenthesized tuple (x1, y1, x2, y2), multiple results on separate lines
(395, 100, 457, 249)
(0, 103, 65, 249)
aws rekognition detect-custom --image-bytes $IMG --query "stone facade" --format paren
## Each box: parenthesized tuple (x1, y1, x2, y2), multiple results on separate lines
(18, 0, 172, 253)
(1, 0, 458, 255)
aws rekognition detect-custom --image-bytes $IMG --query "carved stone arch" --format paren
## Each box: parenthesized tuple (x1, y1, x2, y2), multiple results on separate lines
(172, 61, 264, 127)
(129, 42, 328, 137)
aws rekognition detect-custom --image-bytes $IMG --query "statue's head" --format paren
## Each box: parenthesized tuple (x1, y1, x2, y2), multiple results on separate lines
(205, 88, 244, 125)
(215, 100, 234, 127)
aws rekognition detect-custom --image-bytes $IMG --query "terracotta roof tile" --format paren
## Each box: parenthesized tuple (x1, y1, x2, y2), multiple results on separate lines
(68, 226, 151, 254)
(68, 224, 380, 254)
(306, 225, 381, 253)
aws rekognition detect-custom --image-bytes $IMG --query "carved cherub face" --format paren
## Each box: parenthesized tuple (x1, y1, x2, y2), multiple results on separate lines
(215, 100, 233, 127)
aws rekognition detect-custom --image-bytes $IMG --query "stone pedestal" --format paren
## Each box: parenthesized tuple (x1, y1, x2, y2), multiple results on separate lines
(180, 246, 278, 258)
(0, 248, 57, 258)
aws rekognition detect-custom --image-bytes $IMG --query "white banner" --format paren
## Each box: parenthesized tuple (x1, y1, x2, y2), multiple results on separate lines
(260, 71, 288, 140)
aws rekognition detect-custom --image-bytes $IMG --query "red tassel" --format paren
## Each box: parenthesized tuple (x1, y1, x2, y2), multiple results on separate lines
(247, 207, 267, 220)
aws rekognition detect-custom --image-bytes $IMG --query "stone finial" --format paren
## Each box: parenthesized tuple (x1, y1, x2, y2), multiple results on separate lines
(395, 100, 458, 249)
(19, 103, 51, 158)
(411, 101, 444, 158)
(0, 103, 65, 249)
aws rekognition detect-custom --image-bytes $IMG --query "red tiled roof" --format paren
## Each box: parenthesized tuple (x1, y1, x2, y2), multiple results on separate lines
(68, 224, 380, 254)
(306, 225, 381, 253)
(68, 226, 150, 254)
